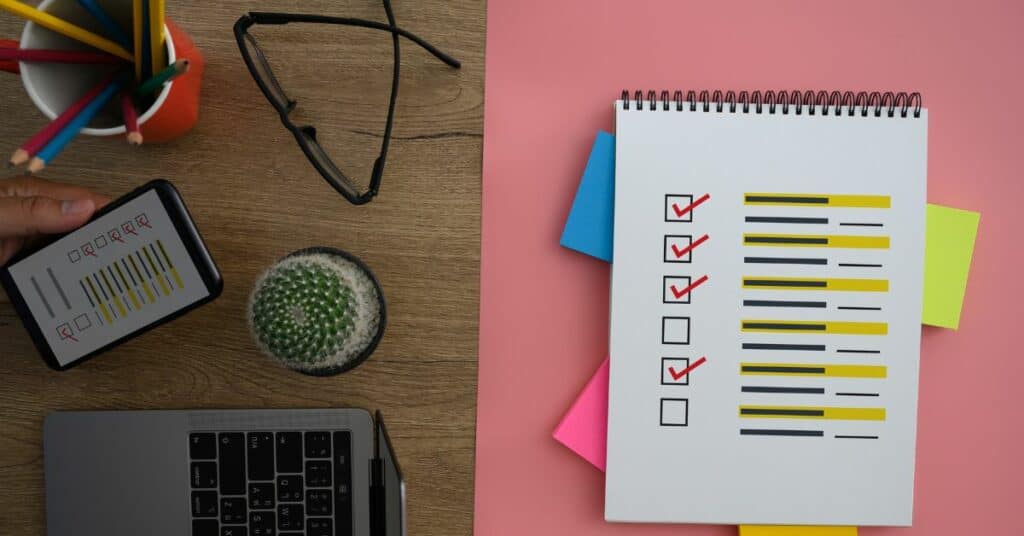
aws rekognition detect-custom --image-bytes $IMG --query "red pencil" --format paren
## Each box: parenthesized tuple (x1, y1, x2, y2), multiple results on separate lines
(120, 90, 142, 146)
(8, 72, 117, 167)
(0, 59, 17, 74)
(0, 48, 125, 64)
(0, 39, 17, 49)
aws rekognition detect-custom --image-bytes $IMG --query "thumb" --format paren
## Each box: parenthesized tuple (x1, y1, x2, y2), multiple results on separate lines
(0, 196, 96, 238)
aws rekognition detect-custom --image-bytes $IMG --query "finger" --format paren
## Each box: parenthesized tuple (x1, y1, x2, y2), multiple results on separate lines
(0, 196, 96, 238)
(0, 237, 25, 266)
(0, 175, 109, 207)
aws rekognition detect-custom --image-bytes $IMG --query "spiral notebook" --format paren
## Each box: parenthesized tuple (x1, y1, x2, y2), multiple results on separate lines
(606, 90, 928, 526)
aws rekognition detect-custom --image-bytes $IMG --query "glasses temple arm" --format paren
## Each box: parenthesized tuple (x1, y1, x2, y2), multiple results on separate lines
(247, 13, 461, 68)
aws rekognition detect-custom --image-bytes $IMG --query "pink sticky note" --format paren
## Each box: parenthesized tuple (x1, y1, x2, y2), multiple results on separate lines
(552, 358, 610, 471)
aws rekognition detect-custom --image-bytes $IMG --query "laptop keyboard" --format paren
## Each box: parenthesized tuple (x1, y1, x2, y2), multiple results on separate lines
(189, 431, 353, 536)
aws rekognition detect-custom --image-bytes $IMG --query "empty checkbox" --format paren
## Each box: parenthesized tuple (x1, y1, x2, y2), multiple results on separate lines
(660, 398, 689, 426)
(662, 316, 691, 345)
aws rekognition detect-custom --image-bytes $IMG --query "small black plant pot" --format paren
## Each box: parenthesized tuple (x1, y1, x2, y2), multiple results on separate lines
(248, 248, 387, 377)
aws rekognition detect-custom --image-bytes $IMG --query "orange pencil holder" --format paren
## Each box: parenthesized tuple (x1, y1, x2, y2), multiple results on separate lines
(20, 0, 203, 143)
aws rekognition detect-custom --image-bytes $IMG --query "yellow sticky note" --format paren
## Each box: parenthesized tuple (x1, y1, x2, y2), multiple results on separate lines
(739, 525, 857, 536)
(923, 204, 980, 329)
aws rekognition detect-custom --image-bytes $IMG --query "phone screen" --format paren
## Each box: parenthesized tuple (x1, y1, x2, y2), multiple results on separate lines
(6, 189, 211, 366)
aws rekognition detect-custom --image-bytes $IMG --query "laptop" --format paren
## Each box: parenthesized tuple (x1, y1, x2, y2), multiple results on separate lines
(43, 409, 405, 536)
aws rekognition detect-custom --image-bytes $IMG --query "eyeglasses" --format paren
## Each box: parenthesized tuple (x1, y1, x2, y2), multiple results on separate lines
(234, 2, 461, 205)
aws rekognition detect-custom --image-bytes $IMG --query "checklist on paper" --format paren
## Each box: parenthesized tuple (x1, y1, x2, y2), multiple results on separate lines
(605, 98, 928, 526)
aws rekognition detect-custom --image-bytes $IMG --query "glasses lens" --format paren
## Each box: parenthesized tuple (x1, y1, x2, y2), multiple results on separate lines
(298, 129, 363, 200)
(243, 33, 292, 111)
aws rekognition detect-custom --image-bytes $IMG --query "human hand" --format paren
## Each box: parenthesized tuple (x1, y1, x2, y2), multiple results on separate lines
(0, 176, 110, 265)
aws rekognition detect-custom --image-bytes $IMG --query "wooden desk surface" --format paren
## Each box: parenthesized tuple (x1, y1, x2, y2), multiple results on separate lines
(0, 1, 483, 534)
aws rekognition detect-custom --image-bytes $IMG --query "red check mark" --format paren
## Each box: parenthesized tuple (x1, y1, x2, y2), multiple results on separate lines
(670, 274, 709, 299)
(672, 193, 711, 218)
(671, 234, 709, 259)
(668, 356, 707, 381)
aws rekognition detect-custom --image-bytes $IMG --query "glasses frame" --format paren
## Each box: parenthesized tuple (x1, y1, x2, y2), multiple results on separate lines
(234, 4, 461, 205)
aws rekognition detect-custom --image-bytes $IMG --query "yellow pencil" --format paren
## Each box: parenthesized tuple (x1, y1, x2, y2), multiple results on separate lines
(132, 0, 142, 80)
(148, 0, 165, 73)
(0, 0, 132, 61)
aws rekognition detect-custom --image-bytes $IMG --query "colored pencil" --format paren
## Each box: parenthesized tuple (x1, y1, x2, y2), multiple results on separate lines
(120, 90, 142, 146)
(0, 39, 18, 49)
(139, 0, 151, 79)
(136, 59, 188, 96)
(0, 0, 132, 61)
(28, 78, 124, 174)
(148, 0, 165, 73)
(132, 0, 142, 80)
(0, 48, 124, 64)
(76, 0, 132, 50)
(8, 73, 116, 167)
(0, 59, 18, 74)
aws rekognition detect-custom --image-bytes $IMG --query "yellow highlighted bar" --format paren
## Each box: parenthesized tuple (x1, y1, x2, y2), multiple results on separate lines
(98, 302, 112, 324)
(156, 241, 183, 289)
(99, 271, 127, 317)
(739, 405, 886, 421)
(743, 277, 888, 292)
(128, 256, 155, 302)
(741, 320, 888, 335)
(86, 278, 112, 323)
(170, 267, 184, 289)
(744, 193, 890, 208)
(115, 264, 141, 310)
(743, 234, 890, 249)
(144, 248, 170, 296)
(740, 363, 887, 378)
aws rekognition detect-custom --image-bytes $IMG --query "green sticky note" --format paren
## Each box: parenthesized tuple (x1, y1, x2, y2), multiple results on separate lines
(923, 204, 980, 329)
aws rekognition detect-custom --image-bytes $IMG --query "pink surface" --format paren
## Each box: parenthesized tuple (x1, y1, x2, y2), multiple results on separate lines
(552, 357, 610, 471)
(477, 1, 1024, 535)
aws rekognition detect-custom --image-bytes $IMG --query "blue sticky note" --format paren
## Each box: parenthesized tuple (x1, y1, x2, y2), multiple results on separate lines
(559, 131, 615, 262)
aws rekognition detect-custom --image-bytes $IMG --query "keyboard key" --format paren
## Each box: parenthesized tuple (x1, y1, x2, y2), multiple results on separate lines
(221, 497, 247, 524)
(193, 519, 219, 536)
(306, 489, 332, 516)
(247, 432, 274, 481)
(304, 432, 331, 458)
(218, 433, 246, 495)
(221, 526, 246, 536)
(249, 511, 276, 536)
(192, 491, 219, 518)
(190, 433, 217, 460)
(192, 462, 218, 488)
(276, 475, 303, 502)
(306, 518, 332, 536)
(275, 432, 302, 473)
(334, 431, 353, 535)
(249, 482, 275, 509)
(305, 460, 331, 487)
(277, 504, 303, 531)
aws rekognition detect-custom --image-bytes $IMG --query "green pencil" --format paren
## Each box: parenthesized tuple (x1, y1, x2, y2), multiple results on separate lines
(136, 59, 189, 96)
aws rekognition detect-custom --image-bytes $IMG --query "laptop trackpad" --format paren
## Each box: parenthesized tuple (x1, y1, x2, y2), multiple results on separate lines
(44, 412, 189, 536)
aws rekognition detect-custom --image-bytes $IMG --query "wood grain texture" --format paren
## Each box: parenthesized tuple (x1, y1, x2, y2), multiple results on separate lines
(0, 1, 483, 534)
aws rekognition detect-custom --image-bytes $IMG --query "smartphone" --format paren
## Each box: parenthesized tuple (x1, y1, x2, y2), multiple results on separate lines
(0, 180, 222, 371)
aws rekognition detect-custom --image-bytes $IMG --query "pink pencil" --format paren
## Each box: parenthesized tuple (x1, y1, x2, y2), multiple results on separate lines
(8, 72, 116, 167)
(120, 90, 142, 146)
(0, 48, 125, 64)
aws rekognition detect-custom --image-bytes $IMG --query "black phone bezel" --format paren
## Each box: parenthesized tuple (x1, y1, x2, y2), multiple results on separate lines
(0, 179, 223, 371)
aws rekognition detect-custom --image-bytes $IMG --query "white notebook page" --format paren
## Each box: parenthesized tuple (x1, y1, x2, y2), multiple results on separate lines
(606, 100, 927, 526)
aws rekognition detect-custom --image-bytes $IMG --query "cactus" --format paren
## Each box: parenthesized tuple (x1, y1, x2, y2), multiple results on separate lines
(248, 248, 385, 376)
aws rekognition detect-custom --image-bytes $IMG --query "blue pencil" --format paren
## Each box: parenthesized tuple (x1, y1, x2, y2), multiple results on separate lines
(28, 77, 124, 173)
(76, 0, 132, 50)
